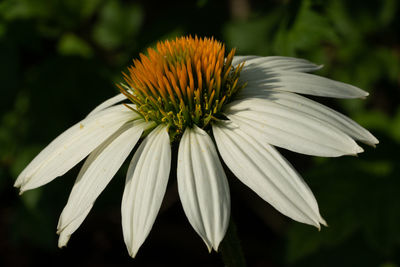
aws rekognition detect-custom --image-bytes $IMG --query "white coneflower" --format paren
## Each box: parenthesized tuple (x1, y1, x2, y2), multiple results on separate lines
(15, 36, 378, 257)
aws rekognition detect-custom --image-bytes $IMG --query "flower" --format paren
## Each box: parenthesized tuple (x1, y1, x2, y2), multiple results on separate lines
(15, 36, 378, 257)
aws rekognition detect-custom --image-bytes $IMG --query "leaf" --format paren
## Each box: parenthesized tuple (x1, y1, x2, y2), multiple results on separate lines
(57, 33, 93, 58)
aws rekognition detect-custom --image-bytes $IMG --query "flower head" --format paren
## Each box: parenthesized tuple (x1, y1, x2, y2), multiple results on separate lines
(15, 36, 378, 257)
(120, 36, 245, 138)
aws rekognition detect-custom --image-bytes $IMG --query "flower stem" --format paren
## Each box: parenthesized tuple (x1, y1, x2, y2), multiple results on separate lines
(220, 218, 247, 267)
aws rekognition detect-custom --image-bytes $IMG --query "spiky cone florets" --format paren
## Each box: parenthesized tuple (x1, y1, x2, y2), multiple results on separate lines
(119, 36, 246, 141)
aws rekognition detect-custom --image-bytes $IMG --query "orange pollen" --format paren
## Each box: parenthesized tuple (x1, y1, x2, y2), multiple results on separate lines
(120, 36, 246, 139)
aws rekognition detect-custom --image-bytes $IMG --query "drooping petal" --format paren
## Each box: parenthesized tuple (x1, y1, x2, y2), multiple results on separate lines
(87, 93, 127, 117)
(212, 121, 326, 228)
(121, 125, 171, 258)
(15, 104, 139, 192)
(177, 125, 230, 252)
(57, 120, 151, 246)
(235, 91, 378, 146)
(241, 56, 323, 73)
(225, 99, 363, 157)
(240, 70, 368, 99)
(58, 207, 91, 248)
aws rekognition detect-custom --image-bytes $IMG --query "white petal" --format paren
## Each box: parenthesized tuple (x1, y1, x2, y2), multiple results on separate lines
(240, 70, 368, 99)
(212, 121, 326, 228)
(177, 125, 230, 252)
(121, 125, 171, 258)
(87, 93, 127, 117)
(236, 91, 378, 146)
(57, 120, 151, 243)
(232, 55, 258, 66)
(58, 207, 91, 248)
(225, 99, 363, 157)
(15, 104, 139, 192)
(241, 56, 323, 73)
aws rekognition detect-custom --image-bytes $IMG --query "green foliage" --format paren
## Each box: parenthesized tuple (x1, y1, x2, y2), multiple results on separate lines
(57, 33, 93, 58)
(286, 148, 400, 266)
(92, 0, 143, 50)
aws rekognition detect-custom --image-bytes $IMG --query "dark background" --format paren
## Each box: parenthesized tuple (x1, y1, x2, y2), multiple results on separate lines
(1, 0, 399, 266)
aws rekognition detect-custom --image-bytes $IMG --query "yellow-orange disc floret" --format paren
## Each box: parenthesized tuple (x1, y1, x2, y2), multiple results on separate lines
(119, 36, 246, 139)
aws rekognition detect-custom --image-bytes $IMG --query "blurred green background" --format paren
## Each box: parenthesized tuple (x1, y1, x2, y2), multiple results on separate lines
(1, 0, 399, 266)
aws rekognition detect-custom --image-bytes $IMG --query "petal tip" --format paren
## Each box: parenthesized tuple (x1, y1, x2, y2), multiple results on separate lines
(355, 145, 364, 154)
(346, 144, 364, 156)
(315, 218, 328, 231)
(14, 174, 28, 188)
(362, 134, 379, 147)
(19, 184, 33, 194)
(128, 251, 138, 259)
(13, 179, 21, 188)
(359, 92, 369, 99)
(347, 145, 364, 157)
(368, 141, 378, 149)
(127, 244, 140, 258)
(372, 137, 379, 146)
(57, 232, 70, 248)
(200, 238, 213, 253)
(212, 238, 224, 252)
(352, 85, 369, 99)
(19, 184, 30, 194)
(319, 217, 328, 227)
